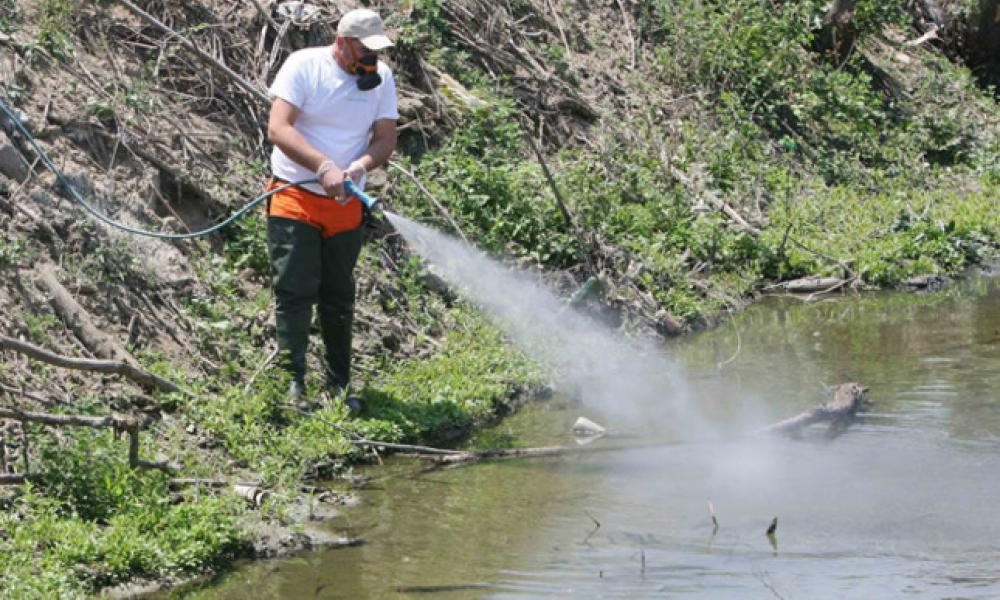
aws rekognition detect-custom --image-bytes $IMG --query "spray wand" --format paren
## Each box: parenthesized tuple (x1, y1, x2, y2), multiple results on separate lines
(344, 178, 393, 232)
(345, 179, 382, 215)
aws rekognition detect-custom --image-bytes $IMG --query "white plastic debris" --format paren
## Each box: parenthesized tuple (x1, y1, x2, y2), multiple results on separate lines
(572, 416, 606, 438)
(233, 484, 270, 507)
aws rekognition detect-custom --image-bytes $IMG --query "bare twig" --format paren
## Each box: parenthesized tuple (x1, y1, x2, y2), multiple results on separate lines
(542, 0, 574, 61)
(389, 160, 470, 244)
(615, 0, 637, 69)
(516, 117, 595, 274)
(0, 382, 62, 407)
(248, 0, 282, 32)
(243, 346, 279, 395)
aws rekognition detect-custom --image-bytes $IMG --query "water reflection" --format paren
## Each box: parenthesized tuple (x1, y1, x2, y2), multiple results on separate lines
(181, 271, 1000, 599)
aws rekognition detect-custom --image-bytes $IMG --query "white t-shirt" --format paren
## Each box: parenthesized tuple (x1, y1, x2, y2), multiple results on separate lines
(269, 46, 399, 195)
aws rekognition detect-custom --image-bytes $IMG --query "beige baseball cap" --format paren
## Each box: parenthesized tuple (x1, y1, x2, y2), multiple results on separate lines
(337, 8, 394, 50)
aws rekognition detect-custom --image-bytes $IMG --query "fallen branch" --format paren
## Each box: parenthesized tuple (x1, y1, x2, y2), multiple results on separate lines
(416, 440, 679, 465)
(352, 439, 463, 455)
(36, 264, 134, 365)
(0, 334, 186, 395)
(0, 404, 176, 473)
(426, 445, 581, 464)
(0, 405, 132, 430)
(905, 25, 939, 47)
(763, 382, 869, 437)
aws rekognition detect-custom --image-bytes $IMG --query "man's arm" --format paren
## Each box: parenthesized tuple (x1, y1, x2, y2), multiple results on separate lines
(349, 118, 398, 174)
(267, 98, 346, 199)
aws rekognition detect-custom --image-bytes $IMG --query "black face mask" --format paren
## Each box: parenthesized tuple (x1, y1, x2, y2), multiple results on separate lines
(354, 53, 382, 91)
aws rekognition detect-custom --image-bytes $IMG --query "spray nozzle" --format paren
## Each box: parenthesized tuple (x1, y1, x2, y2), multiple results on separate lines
(344, 179, 382, 215)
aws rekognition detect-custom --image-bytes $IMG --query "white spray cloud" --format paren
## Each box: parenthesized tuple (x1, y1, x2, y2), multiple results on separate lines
(387, 213, 712, 438)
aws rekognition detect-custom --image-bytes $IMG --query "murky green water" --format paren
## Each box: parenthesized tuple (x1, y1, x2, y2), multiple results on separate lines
(182, 267, 1000, 599)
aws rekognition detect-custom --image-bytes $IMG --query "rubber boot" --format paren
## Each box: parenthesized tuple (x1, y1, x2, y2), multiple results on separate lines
(276, 309, 311, 399)
(319, 227, 364, 392)
(268, 216, 322, 398)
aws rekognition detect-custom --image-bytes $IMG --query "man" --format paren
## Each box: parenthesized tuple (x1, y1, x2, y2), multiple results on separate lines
(266, 8, 398, 406)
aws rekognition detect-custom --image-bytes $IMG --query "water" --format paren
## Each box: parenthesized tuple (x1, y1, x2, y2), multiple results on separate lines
(179, 235, 1000, 598)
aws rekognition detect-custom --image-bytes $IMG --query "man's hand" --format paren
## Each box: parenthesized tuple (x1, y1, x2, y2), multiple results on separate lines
(317, 160, 348, 203)
(344, 160, 367, 185)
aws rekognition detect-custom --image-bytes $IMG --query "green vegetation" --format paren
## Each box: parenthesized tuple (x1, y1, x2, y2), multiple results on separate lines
(36, 0, 78, 60)
(389, 0, 1000, 325)
(1, 405, 247, 598)
(3, 0, 1000, 596)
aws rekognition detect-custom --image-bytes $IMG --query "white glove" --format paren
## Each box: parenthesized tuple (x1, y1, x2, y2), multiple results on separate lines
(344, 160, 367, 185)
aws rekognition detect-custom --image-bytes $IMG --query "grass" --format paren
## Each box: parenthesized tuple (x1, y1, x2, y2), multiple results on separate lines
(5, 0, 1000, 595)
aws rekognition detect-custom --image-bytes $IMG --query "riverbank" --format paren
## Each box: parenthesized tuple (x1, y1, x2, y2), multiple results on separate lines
(2, 1, 1000, 597)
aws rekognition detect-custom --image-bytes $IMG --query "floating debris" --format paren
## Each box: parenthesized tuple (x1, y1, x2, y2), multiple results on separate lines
(572, 416, 607, 438)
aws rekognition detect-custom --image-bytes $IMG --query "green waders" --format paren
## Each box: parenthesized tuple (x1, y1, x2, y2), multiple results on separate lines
(267, 216, 365, 392)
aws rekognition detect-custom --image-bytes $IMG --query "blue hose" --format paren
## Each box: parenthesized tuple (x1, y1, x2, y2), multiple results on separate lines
(0, 98, 380, 240)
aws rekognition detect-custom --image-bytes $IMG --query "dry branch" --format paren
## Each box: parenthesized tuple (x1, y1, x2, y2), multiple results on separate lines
(517, 117, 596, 274)
(352, 439, 464, 455)
(0, 405, 176, 473)
(388, 160, 470, 244)
(416, 440, 677, 466)
(36, 264, 135, 365)
(0, 334, 185, 394)
(763, 382, 868, 437)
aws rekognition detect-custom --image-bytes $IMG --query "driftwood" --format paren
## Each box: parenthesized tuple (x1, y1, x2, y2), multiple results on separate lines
(764, 382, 869, 437)
(0, 334, 185, 394)
(36, 264, 135, 365)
